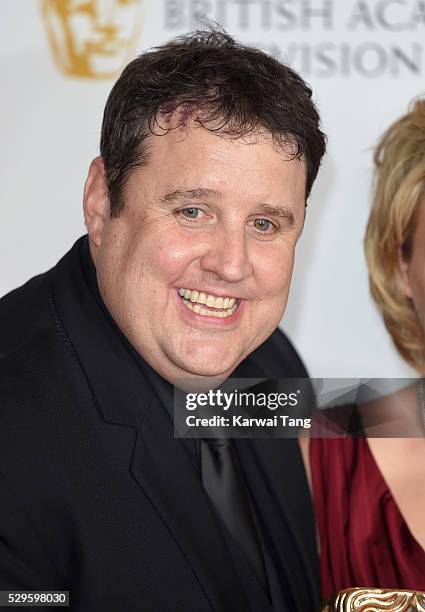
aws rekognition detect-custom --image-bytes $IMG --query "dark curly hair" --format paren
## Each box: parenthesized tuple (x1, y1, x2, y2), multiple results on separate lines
(100, 29, 326, 217)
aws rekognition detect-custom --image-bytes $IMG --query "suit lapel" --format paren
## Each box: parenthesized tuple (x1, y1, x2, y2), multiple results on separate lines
(132, 394, 250, 611)
(50, 238, 248, 612)
(234, 339, 321, 610)
(236, 437, 321, 611)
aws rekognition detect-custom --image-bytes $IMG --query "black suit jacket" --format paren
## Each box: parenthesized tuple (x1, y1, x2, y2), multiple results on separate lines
(0, 238, 320, 611)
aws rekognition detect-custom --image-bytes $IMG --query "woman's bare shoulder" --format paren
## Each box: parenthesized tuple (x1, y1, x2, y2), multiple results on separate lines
(298, 434, 312, 494)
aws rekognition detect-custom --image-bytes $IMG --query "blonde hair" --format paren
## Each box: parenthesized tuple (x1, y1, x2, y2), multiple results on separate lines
(365, 98, 425, 374)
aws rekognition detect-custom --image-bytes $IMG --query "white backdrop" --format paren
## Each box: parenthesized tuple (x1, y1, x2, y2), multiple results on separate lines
(2, 0, 423, 378)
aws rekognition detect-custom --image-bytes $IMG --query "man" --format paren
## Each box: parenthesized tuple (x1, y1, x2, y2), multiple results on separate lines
(0, 30, 326, 611)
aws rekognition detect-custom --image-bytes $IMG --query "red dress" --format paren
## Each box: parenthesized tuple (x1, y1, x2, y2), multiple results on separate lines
(310, 437, 425, 600)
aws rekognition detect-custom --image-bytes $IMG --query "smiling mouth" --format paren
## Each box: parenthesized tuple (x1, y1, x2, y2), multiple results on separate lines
(177, 288, 239, 319)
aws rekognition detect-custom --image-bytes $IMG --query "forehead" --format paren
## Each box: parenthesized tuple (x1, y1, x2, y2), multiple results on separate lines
(122, 123, 307, 225)
(413, 191, 425, 239)
(144, 122, 306, 193)
(55, 0, 140, 11)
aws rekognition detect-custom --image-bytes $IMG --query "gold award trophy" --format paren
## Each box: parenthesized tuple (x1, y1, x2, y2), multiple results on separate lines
(322, 587, 425, 611)
(41, 0, 145, 79)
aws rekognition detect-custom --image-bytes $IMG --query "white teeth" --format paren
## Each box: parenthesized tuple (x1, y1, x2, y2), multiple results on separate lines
(181, 298, 238, 319)
(178, 288, 239, 318)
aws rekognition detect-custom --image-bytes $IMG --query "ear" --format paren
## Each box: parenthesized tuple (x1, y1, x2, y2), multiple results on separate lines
(83, 156, 109, 252)
(398, 248, 413, 299)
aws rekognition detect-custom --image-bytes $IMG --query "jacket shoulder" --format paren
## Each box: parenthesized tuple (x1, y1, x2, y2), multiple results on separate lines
(0, 271, 53, 360)
(0, 260, 81, 428)
(254, 327, 309, 378)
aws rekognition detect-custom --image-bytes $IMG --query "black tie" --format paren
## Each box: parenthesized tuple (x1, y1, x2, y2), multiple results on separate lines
(200, 438, 269, 594)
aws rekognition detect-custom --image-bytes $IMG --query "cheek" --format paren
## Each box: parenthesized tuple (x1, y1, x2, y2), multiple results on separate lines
(68, 16, 91, 41)
(139, 229, 202, 282)
(254, 244, 295, 296)
(409, 262, 425, 317)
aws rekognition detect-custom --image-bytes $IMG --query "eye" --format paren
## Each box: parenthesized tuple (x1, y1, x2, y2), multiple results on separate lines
(180, 207, 203, 219)
(250, 218, 276, 233)
(68, 0, 93, 14)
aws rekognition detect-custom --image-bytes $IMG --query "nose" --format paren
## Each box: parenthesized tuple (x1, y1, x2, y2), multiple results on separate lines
(93, 0, 119, 32)
(200, 227, 254, 283)
(94, 23, 119, 36)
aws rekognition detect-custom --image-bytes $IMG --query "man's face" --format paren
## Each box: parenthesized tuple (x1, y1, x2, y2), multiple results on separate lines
(90, 123, 306, 384)
(42, 0, 144, 77)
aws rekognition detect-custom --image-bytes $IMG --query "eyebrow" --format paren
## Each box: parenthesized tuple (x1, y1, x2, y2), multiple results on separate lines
(255, 204, 295, 226)
(160, 188, 223, 204)
(160, 188, 295, 226)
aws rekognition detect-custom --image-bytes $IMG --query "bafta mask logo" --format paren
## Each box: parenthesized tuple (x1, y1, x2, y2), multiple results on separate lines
(41, 0, 145, 79)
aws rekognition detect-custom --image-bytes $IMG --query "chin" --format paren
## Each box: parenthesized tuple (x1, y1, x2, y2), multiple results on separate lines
(182, 361, 234, 378)
(177, 351, 241, 379)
